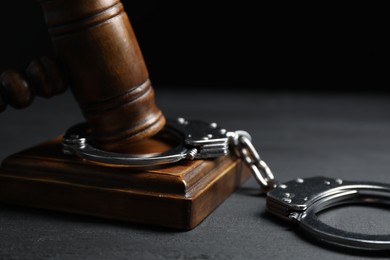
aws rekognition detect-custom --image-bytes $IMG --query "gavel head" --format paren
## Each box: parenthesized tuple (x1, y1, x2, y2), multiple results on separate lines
(36, 0, 166, 152)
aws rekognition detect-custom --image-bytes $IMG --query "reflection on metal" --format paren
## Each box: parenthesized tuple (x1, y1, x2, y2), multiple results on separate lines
(267, 176, 390, 250)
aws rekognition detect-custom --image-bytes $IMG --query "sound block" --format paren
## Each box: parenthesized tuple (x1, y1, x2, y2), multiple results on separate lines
(0, 136, 250, 230)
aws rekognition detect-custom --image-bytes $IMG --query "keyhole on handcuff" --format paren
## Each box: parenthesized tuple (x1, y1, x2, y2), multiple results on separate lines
(318, 204, 390, 235)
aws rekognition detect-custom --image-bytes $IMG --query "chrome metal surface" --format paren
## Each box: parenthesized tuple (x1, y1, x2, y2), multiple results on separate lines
(267, 176, 390, 250)
(62, 117, 390, 250)
(62, 118, 274, 192)
(62, 118, 231, 167)
(229, 131, 275, 192)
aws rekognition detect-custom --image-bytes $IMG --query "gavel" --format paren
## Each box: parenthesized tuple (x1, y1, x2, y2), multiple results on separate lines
(0, 0, 165, 152)
(0, 0, 249, 230)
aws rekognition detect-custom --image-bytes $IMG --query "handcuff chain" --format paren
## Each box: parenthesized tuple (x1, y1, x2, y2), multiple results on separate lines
(63, 119, 276, 192)
(228, 131, 275, 193)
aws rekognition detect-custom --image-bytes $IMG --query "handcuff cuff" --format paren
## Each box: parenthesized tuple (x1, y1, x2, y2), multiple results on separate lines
(62, 117, 390, 251)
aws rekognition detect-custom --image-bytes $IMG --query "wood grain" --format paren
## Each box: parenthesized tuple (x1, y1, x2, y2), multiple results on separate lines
(0, 0, 246, 230)
(37, 0, 165, 151)
(0, 137, 250, 230)
(0, 57, 67, 111)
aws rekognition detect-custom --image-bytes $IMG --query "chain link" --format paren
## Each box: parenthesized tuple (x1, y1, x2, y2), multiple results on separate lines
(229, 131, 275, 193)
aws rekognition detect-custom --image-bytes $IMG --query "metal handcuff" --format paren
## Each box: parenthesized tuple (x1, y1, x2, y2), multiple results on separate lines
(62, 118, 390, 251)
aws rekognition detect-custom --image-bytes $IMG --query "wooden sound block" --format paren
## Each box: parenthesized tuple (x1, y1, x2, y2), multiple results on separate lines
(0, 137, 250, 230)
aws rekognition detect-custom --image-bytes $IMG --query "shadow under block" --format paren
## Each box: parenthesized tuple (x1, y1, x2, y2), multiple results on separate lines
(0, 137, 250, 230)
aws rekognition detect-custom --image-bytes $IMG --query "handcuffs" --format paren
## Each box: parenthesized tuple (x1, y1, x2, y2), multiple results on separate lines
(62, 118, 390, 251)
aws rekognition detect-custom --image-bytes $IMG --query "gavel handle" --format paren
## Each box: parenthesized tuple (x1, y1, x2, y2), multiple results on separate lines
(0, 57, 67, 112)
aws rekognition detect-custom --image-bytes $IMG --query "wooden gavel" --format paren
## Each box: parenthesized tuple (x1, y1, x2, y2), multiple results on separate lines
(0, 0, 165, 152)
(0, 0, 250, 230)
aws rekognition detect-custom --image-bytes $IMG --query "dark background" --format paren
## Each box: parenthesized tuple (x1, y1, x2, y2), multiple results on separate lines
(0, 1, 389, 92)
(1, 2, 390, 259)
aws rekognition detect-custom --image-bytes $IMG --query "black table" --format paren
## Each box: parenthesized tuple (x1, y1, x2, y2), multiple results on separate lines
(1, 89, 390, 259)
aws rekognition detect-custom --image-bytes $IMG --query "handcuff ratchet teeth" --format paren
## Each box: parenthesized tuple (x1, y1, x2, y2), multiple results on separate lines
(62, 118, 390, 251)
